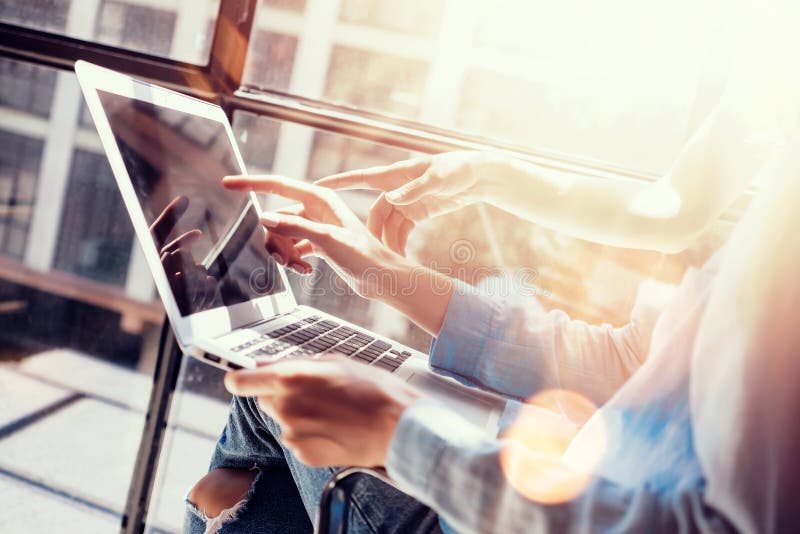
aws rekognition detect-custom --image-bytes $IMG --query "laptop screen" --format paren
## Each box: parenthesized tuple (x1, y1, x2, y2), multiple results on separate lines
(97, 89, 285, 316)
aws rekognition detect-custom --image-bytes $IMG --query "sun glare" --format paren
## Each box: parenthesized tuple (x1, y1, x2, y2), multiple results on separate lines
(499, 389, 607, 504)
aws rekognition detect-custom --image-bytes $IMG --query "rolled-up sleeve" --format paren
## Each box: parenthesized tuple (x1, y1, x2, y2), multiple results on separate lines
(430, 280, 673, 404)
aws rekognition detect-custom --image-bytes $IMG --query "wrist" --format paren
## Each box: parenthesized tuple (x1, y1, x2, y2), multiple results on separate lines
(376, 383, 421, 465)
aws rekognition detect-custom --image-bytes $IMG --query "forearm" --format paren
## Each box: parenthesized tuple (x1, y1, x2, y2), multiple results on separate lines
(477, 157, 698, 253)
(387, 400, 721, 534)
(474, 103, 775, 254)
(367, 253, 455, 337)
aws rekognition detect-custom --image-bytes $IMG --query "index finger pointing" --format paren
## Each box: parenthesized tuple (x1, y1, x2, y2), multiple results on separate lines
(223, 175, 320, 203)
(314, 158, 428, 191)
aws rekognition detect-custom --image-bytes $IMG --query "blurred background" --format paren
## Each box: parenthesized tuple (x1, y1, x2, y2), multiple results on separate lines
(0, 0, 736, 532)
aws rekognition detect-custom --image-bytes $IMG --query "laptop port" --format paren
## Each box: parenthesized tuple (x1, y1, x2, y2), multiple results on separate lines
(228, 362, 243, 370)
(204, 353, 221, 364)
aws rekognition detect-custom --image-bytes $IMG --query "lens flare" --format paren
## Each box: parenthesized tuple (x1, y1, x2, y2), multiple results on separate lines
(499, 389, 607, 504)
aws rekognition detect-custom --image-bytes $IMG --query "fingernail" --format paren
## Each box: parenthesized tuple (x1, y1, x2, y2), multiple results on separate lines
(271, 253, 285, 265)
(261, 213, 280, 228)
(386, 191, 401, 202)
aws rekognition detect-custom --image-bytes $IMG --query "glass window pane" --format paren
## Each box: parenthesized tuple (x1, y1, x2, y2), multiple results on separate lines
(0, 130, 44, 260)
(0, 59, 57, 118)
(324, 45, 429, 117)
(0, 58, 161, 531)
(243, 0, 734, 173)
(339, 0, 444, 37)
(243, 30, 298, 91)
(0, 0, 221, 64)
(52, 150, 134, 285)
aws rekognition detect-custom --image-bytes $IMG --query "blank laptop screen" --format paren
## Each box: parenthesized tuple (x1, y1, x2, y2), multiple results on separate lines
(98, 89, 284, 316)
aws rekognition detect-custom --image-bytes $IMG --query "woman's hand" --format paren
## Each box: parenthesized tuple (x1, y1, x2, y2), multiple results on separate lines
(224, 357, 421, 467)
(315, 151, 498, 255)
(223, 175, 404, 298)
(224, 174, 456, 336)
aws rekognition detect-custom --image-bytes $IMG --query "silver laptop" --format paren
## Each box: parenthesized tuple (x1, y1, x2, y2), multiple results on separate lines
(75, 60, 505, 434)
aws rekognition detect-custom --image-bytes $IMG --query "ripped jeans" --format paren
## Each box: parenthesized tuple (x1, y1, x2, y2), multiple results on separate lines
(184, 395, 444, 534)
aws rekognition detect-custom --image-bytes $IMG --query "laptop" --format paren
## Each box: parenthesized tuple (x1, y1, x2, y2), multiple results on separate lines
(75, 60, 505, 434)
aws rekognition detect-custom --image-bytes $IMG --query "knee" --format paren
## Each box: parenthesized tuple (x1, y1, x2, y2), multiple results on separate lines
(188, 467, 258, 519)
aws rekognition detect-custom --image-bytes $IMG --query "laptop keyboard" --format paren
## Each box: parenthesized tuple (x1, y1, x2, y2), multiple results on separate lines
(230, 315, 412, 373)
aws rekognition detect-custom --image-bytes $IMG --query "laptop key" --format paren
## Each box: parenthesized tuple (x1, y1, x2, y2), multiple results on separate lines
(371, 340, 391, 351)
(373, 359, 399, 372)
(354, 352, 379, 364)
(336, 345, 358, 356)
(314, 338, 337, 350)
(337, 326, 357, 337)
(348, 338, 371, 348)
(284, 333, 307, 344)
(328, 330, 354, 341)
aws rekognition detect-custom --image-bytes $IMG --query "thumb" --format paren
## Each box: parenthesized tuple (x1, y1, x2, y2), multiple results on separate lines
(224, 367, 278, 396)
(385, 171, 441, 205)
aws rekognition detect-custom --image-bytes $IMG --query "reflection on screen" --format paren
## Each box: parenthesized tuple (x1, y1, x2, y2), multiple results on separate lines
(98, 89, 284, 316)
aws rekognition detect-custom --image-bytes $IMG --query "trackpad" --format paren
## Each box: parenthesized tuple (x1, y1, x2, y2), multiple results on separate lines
(407, 373, 500, 429)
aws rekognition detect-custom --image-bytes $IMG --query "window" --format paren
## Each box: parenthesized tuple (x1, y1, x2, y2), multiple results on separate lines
(94, 1, 178, 59)
(0, 0, 221, 64)
(0, 0, 70, 34)
(53, 150, 134, 285)
(339, 0, 444, 38)
(0, 59, 58, 118)
(324, 46, 429, 117)
(0, 59, 158, 531)
(0, 132, 43, 259)
(243, 30, 298, 91)
(241, 0, 731, 173)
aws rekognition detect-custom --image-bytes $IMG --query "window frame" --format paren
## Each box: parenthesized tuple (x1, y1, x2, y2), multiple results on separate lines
(0, 3, 664, 184)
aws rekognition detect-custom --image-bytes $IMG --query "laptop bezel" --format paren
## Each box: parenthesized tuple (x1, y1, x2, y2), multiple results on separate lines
(75, 60, 297, 346)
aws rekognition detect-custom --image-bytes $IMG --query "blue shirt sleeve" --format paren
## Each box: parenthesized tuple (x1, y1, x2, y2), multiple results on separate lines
(385, 398, 717, 534)
(429, 279, 668, 404)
